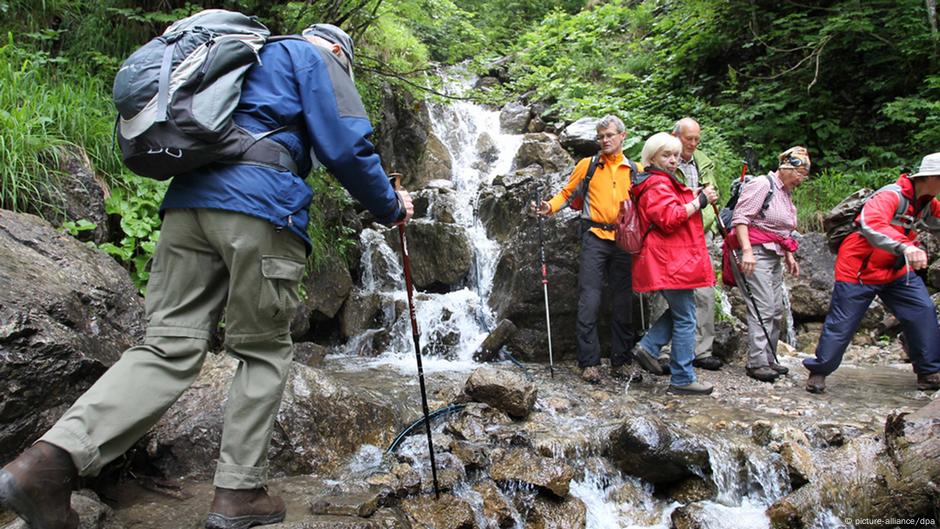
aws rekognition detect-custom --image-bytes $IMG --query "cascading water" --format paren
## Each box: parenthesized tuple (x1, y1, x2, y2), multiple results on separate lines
(344, 68, 522, 371)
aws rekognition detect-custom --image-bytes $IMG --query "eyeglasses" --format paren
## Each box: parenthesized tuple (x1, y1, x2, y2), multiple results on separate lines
(596, 132, 623, 141)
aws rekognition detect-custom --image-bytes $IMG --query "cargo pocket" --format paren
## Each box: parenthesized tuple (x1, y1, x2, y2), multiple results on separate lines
(259, 255, 306, 324)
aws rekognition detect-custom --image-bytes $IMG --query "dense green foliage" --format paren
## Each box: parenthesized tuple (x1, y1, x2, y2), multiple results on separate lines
(0, 0, 937, 286)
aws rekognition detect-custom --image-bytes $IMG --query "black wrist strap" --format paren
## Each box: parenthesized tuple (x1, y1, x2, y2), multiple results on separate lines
(698, 192, 708, 209)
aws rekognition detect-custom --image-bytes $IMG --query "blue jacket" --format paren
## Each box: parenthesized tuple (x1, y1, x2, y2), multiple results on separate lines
(161, 38, 402, 252)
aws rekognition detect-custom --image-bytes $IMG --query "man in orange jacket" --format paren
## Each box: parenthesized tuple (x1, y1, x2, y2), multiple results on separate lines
(803, 152, 940, 393)
(534, 115, 641, 383)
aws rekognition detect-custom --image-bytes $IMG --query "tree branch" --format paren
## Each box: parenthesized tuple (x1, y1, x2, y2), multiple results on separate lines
(357, 64, 475, 101)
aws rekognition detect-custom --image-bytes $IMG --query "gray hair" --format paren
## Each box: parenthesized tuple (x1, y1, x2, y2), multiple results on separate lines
(641, 132, 682, 167)
(596, 114, 625, 134)
(671, 117, 699, 135)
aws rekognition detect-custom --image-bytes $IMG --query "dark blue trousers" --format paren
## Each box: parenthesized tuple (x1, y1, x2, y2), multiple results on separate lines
(576, 230, 634, 368)
(803, 273, 940, 376)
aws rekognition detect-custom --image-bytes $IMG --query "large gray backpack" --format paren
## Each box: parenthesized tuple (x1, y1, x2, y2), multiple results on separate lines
(114, 10, 297, 180)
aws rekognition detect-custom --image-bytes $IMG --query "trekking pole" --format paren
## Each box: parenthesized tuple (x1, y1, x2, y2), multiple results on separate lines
(389, 173, 440, 498)
(709, 164, 779, 364)
(534, 191, 555, 378)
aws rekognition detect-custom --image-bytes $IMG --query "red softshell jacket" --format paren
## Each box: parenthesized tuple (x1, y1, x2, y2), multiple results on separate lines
(630, 168, 715, 292)
(835, 175, 940, 284)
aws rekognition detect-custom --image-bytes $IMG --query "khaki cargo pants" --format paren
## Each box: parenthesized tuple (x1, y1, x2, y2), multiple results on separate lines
(42, 209, 306, 488)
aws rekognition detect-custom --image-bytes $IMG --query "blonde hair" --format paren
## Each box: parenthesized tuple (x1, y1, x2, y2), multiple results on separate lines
(641, 132, 682, 167)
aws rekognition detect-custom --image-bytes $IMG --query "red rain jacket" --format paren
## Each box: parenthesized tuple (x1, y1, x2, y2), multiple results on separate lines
(835, 175, 940, 284)
(631, 168, 715, 292)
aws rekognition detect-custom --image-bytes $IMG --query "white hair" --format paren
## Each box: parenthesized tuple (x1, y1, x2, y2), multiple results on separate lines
(641, 132, 682, 166)
(596, 114, 625, 133)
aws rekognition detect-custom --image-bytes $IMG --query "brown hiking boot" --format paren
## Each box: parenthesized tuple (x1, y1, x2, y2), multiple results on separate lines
(581, 366, 602, 384)
(806, 373, 826, 394)
(206, 487, 286, 529)
(746, 366, 779, 383)
(769, 363, 789, 375)
(633, 345, 664, 376)
(916, 372, 940, 391)
(0, 441, 78, 529)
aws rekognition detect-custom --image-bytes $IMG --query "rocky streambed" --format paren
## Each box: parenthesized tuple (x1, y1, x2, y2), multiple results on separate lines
(3, 347, 936, 529)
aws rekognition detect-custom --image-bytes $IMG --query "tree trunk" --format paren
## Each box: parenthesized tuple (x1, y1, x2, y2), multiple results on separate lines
(928, 0, 938, 34)
(767, 398, 940, 528)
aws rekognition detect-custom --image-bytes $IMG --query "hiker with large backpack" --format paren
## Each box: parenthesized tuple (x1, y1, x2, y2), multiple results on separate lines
(647, 118, 724, 375)
(629, 133, 719, 396)
(531, 115, 642, 384)
(725, 146, 808, 383)
(0, 13, 413, 529)
(803, 153, 940, 394)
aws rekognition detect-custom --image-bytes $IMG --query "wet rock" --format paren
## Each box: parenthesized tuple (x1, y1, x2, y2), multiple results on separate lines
(511, 133, 574, 175)
(559, 117, 601, 158)
(712, 317, 748, 365)
(400, 494, 475, 529)
(472, 479, 515, 528)
(384, 220, 472, 290)
(413, 133, 453, 187)
(444, 403, 513, 444)
(606, 416, 711, 485)
(499, 102, 531, 134)
(309, 486, 389, 517)
(37, 146, 112, 245)
(476, 132, 499, 165)
(474, 76, 501, 91)
(293, 341, 329, 367)
(489, 447, 574, 497)
(451, 440, 488, 471)
(340, 290, 390, 340)
(0, 209, 144, 462)
(472, 319, 518, 362)
(464, 367, 537, 419)
(526, 115, 547, 133)
(666, 476, 717, 503)
(274, 511, 411, 529)
(412, 183, 458, 224)
(929, 258, 940, 289)
(671, 503, 708, 529)
(520, 495, 587, 529)
(778, 441, 815, 488)
(477, 169, 553, 243)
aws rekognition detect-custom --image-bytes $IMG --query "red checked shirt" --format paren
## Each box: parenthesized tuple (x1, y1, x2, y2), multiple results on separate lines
(730, 171, 798, 255)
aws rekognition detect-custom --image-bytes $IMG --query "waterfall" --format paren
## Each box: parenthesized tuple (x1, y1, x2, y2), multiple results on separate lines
(345, 68, 522, 371)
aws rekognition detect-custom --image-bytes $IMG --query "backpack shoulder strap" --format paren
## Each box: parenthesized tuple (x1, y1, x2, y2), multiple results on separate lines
(758, 173, 775, 216)
(560, 154, 600, 211)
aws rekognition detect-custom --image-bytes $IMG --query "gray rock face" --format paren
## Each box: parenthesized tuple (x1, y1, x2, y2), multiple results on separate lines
(38, 146, 112, 245)
(606, 415, 711, 485)
(0, 210, 144, 461)
(788, 233, 836, 322)
(384, 221, 472, 290)
(372, 83, 431, 186)
(412, 184, 458, 224)
(511, 133, 574, 175)
(142, 355, 411, 480)
(464, 367, 536, 419)
(413, 133, 453, 189)
(293, 253, 354, 340)
(559, 117, 601, 158)
(499, 102, 531, 134)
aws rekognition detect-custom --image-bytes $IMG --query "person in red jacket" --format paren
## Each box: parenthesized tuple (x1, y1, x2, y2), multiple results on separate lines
(803, 152, 940, 393)
(630, 132, 719, 395)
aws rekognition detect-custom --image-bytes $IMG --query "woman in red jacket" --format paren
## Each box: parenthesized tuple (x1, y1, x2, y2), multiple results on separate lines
(631, 132, 719, 395)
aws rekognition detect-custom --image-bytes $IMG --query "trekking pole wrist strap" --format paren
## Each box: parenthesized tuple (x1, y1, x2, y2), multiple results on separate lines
(697, 192, 709, 209)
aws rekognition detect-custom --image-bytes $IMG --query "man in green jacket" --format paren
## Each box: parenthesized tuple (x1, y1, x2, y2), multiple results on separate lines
(649, 118, 723, 372)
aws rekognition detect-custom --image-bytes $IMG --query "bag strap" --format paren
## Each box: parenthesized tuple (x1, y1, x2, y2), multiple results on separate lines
(758, 173, 775, 218)
(560, 154, 601, 211)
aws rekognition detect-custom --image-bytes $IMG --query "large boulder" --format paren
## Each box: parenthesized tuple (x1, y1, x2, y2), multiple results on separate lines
(0, 210, 144, 461)
(140, 355, 413, 480)
(788, 232, 836, 322)
(488, 447, 574, 497)
(559, 117, 601, 158)
(606, 416, 711, 486)
(292, 253, 354, 340)
(412, 133, 453, 188)
(383, 220, 473, 291)
(463, 367, 536, 419)
(511, 133, 574, 175)
(488, 213, 581, 361)
(372, 83, 432, 187)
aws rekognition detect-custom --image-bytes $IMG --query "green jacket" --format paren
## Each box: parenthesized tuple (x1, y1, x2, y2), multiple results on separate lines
(677, 150, 717, 233)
